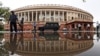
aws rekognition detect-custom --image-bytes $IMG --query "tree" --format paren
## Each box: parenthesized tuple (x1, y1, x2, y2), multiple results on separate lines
(0, 1, 10, 31)
(0, 1, 10, 21)
(0, 7, 10, 21)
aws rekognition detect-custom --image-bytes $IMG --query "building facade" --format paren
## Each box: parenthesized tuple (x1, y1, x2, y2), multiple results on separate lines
(4, 4, 93, 31)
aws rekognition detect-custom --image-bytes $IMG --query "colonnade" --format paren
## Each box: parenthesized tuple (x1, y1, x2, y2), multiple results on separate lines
(66, 22, 93, 31)
(16, 10, 67, 22)
(15, 10, 93, 23)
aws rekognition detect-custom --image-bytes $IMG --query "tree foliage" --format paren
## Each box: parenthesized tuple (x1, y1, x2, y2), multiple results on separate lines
(0, 2, 10, 21)
(0, 24, 4, 31)
(0, 7, 10, 21)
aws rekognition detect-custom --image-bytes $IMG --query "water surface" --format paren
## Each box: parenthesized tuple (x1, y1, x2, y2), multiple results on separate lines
(0, 32, 100, 56)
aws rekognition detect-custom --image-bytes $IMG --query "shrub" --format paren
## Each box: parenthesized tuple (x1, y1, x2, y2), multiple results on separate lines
(0, 24, 4, 31)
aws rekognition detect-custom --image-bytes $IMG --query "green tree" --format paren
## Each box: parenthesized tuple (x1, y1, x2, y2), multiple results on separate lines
(0, 7, 10, 21)
(0, 24, 4, 30)
(0, 1, 10, 31)
(0, 1, 10, 21)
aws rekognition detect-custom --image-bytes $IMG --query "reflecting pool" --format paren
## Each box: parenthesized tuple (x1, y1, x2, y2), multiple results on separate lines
(0, 32, 100, 56)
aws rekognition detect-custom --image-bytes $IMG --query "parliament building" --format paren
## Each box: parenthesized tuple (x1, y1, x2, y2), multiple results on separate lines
(4, 4, 94, 31)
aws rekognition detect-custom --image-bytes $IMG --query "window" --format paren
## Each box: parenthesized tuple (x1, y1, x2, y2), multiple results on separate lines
(72, 17, 74, 20)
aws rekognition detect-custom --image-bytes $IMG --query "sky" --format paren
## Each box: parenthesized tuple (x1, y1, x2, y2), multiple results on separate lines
(0, 0, 100, 25)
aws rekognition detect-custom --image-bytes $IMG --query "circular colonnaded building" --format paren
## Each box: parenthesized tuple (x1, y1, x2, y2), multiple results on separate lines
(4, 4, 94, 31)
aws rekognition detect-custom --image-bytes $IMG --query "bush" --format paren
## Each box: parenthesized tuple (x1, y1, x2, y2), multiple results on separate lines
(0, 25, 4, 31)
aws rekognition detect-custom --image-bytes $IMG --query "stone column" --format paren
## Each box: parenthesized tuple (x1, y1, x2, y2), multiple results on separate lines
(40, 11, 42, 21)
(74, 23, 77, 31)
(24, 12, 26, 22)
(28, 11, 30, 22)
(32, 11, 33, 22)
(69, 24, 72, 31)
(45, 10, 46, 22)
(58, 11, 60, 22)
(35, 11, 37, 22)
(62, 11, 64, 21)
(67, 12, 69, 21)
(54, 11, 55, 22)
(82, 23, 84, 31)
(90, 23, 94, 31)
(49, 11, 51, 22)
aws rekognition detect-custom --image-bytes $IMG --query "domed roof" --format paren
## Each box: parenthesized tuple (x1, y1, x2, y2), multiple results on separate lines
(14, 4, 83, 11)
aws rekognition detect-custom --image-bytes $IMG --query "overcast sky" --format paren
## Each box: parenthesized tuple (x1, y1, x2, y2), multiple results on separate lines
(0, 0, 100, 24)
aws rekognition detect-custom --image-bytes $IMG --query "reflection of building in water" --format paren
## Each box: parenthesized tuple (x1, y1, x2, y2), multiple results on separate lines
(39, 32, 59, 40)
(4, 32, 94, 56)
(64, 32, 94, 40)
